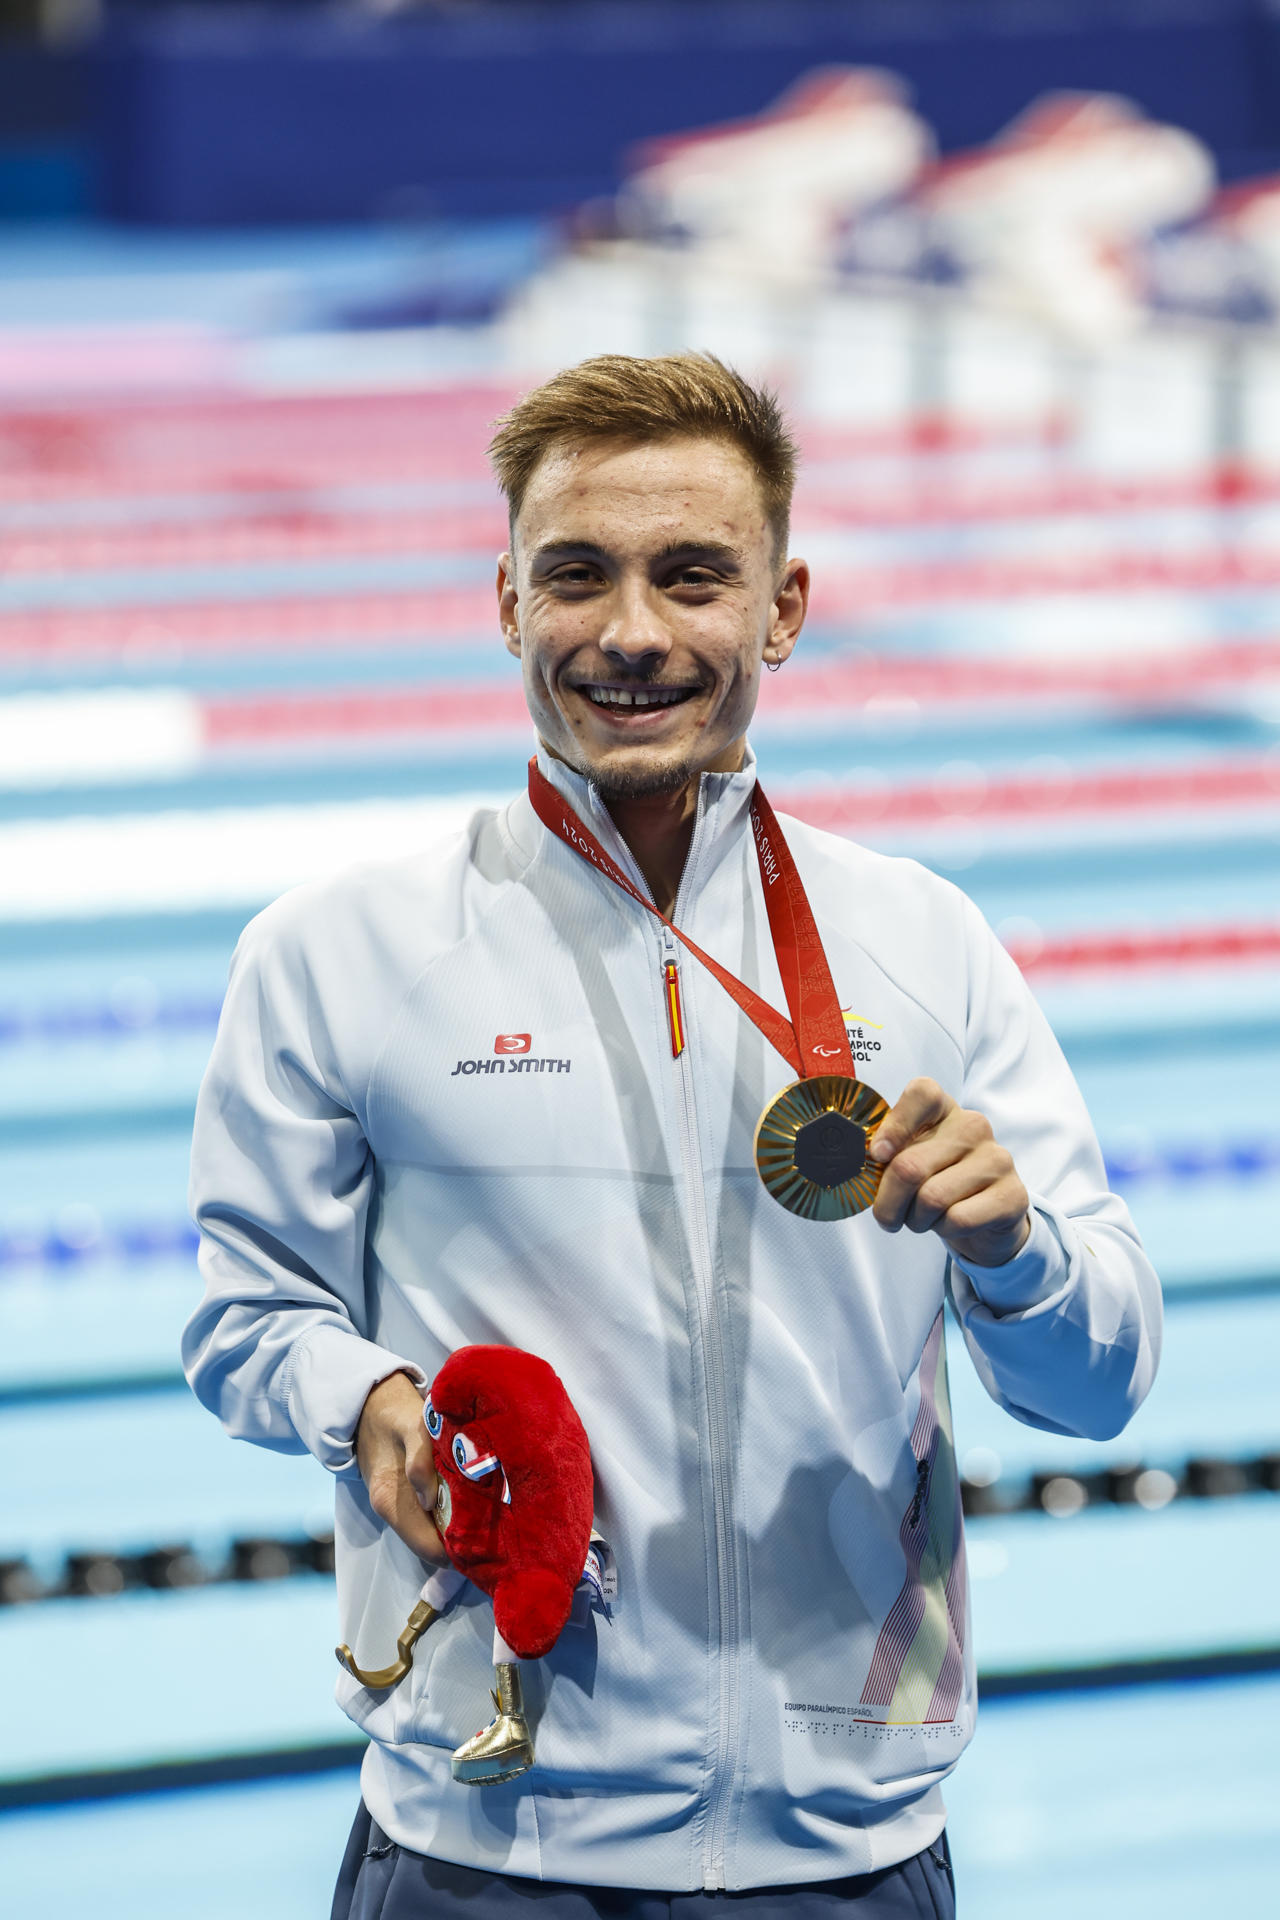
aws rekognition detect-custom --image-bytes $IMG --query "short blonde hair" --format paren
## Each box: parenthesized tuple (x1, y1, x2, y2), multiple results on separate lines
(488, 352, 797, 561)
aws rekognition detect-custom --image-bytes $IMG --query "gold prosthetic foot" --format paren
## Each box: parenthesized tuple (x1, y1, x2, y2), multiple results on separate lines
(335, 1600, 439, 1690)
(450, 1662, 535, 1785)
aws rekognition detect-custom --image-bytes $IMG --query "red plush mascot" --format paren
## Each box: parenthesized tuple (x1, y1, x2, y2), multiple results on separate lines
(336, 1346, 603, 1785)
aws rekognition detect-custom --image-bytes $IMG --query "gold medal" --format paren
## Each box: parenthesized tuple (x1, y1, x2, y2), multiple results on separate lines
(754, 1076, 889, 1221)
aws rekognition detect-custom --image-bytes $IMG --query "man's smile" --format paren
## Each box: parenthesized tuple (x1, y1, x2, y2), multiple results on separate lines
(571, 680, 703, 719)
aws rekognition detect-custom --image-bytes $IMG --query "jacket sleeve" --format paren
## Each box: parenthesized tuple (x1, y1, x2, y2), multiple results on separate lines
(183, 903, 422, 1474)
(944, 891, 1162, 1441)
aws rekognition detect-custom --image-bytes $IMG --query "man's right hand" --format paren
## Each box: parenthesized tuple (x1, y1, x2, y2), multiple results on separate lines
(355, 1371, 450, 1566)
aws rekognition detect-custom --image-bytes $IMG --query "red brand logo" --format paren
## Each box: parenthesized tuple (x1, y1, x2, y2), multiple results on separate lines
(494, 1034, 532, 1055)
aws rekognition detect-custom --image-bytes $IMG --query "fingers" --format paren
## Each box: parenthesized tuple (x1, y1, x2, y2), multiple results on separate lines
(403, 1424, 438, 1506)
(356, 1371, 450, 1568)
(365, 1460, 449, 1567)
(870, 1086, 1031, 1264)
(872, 1111, 998, 1234)
(403, 1426, 447, 1552)
(870, 1082, 980, 1230)
(895, 1150, 1022, 1238)
(869, 1077, 956, 1168)
(935, 1181, 1032, 1267)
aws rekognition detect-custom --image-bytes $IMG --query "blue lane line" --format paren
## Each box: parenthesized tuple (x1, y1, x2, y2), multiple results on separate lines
(0, 1223, 198, 1269)
(4, 994, 1278, 1052)
(3, 1136, 1279, 1271)
(1106, 1139, 1280, 1181)
(0, 999, 223, 1043)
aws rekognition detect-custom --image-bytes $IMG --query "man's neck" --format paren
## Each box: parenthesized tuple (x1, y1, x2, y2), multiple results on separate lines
(604, 782, 701, 919)
(542, 738, 748, 918)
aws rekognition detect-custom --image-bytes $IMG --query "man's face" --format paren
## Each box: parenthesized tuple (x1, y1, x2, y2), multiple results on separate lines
(496, 435, 808, 799)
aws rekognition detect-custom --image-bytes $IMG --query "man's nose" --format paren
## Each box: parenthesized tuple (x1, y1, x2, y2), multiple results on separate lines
(599, 581, 673, 668)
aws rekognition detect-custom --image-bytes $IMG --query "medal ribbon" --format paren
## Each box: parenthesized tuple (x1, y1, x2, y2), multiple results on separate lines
(527, 757, 855, 1081)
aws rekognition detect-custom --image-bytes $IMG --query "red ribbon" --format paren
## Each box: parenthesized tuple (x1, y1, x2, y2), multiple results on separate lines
(527, 757, 855, 1082)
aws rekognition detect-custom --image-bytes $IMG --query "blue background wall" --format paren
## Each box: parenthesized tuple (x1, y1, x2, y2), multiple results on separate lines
(7, 0, 1280, 225)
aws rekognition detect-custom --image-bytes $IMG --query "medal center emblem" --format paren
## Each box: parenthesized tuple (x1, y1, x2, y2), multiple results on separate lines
(793, 1110, 867, 1189)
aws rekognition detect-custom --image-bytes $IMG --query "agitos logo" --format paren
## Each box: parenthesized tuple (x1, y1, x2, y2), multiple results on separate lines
(450, 1034, 572, 1077)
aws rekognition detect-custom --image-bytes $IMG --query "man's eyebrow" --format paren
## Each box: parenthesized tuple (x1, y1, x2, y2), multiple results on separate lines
(528, 539, 745, 572)
(529, 540, 609, 567)
(655, 541, 743, 571)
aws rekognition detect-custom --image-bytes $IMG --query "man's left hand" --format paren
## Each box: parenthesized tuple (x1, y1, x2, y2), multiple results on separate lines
(869, 1077, 1031, 1268)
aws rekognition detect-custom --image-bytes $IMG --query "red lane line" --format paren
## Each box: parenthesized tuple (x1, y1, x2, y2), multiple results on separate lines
(1008, 925, 1280, 974)
(797, 412, 1068, 460)
(0, 388, 517, 500)
(808, 548, 1280, 616)
(776, 759, 1280, 826)
(0, 457, 490, 503)
(0, 397, 1058, 480)
(793, 462, 1280, 529)
(0, 387, 516, 446)
(0, 586, 499, 655)
(0, 385, 515, 425)
(765, 641, 1280, 707)
(1, 507, 508, 574)
(204, 683, 529, 742)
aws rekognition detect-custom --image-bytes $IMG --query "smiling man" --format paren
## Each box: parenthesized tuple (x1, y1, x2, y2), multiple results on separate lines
(185, 354, 1161, 1920)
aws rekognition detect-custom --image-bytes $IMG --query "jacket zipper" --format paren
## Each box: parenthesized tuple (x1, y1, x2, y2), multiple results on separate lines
(663, 956, 686, 1058)
(660, 916, 741, 1890)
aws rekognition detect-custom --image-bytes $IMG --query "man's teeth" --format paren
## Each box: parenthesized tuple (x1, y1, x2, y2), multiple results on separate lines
(585, 686, 693, 709)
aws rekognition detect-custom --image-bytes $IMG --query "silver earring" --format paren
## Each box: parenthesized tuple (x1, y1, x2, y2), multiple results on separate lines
(765, 655, 782, 673)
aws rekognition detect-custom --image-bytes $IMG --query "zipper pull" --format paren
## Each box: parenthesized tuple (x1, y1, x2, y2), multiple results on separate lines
(663, 956, 686, 1059)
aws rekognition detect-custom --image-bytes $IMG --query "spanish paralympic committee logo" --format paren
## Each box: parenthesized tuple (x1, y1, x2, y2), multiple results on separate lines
(841, 1008, 885, 1067)
(450, 1033, 572, 1076)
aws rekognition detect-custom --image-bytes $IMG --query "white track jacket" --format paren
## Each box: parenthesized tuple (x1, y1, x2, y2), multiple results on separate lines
(185, 748, 1162, 1891)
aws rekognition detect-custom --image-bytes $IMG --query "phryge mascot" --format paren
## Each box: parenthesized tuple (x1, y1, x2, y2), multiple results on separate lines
(336, 1345, 604, 1784)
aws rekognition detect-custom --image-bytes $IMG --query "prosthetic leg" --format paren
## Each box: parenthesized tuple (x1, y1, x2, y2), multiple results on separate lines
(335, 1563, 464, 1688)
(449, 1626, 535, 1784)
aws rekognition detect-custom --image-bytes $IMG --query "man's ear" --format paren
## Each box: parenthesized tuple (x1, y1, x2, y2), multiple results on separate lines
(497, 553, 521, 658)
(765, 557, 810, 668)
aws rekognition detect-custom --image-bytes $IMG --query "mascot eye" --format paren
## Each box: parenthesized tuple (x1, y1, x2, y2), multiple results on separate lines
(451, 1430, 502, 1484)
(424, 1399, 442, 1440)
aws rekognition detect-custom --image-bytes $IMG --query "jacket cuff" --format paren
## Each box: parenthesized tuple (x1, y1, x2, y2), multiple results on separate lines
(283, 1323, 427, 1474)
(949, 1203, 1069, 1314)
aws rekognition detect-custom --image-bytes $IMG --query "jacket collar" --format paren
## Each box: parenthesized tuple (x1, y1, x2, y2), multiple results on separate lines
(525, 744, 759, 902)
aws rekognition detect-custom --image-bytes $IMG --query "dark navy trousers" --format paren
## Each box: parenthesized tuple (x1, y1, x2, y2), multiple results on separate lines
(331, 1802, 956, 1920)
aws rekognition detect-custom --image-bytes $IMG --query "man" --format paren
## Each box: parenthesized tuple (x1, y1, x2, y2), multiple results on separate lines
(185, 354, 1161, 1918)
